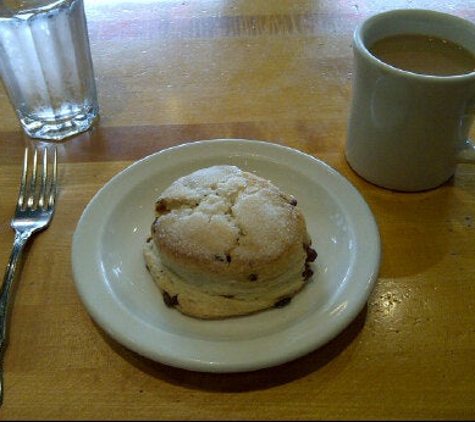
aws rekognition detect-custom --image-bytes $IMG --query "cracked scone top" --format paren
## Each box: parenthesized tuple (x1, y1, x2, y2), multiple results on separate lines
(143, 165, 317, 319)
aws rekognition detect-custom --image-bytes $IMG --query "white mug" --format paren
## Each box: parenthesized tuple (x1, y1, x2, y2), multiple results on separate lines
(345, 9, 475, 192)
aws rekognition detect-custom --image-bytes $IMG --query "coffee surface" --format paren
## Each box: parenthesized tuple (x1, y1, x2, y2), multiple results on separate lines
(369, 33, 475, 76)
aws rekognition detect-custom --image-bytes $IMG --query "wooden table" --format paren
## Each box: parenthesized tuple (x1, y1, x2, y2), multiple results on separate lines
(1, 0, 475, 419)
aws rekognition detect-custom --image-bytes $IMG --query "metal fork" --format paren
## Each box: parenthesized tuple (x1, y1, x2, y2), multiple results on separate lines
(0, 146, 58, 406)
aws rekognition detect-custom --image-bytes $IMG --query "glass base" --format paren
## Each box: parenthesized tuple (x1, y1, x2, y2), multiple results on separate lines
(21, 107, 99, 141)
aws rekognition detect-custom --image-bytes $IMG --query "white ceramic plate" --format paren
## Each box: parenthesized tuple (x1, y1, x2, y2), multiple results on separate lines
(72, 139, 380, 373)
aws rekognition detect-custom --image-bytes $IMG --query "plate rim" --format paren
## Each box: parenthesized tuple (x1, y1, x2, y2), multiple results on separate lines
(71, 138, 381, 372)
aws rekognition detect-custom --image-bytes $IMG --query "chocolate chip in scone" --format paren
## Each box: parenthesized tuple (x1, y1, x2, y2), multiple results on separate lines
(290, 198, 298, 206)
(213, 253, 232, 264)
(163, 291, 179, 308)
(151, 217, 159, 234)
(248, 273, 258, 281)
(274, 297, 292, 308)
(302, 265, 314, 281)
(304, 243, 318, 262)
(214, 254, 231, 263)
(155, 199, 168, 214)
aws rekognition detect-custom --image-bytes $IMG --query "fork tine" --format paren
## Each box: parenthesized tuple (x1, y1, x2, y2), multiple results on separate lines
(52, 149, 57, 207)
(47, 148, 57, 210)
(38, 148, 52, 210)
(38, 149, 46, 209)
(17, 148, 29, 210)
(27, 148, 38, 209)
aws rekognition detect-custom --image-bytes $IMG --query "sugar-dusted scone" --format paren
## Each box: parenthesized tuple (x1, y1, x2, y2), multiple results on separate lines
(143, 165, 317, 319)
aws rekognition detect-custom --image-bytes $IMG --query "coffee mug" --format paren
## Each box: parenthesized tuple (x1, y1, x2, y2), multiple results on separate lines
(345, 9, 475, 191)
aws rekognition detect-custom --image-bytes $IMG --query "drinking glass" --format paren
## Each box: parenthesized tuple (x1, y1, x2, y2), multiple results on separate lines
(0, 0, 99, 141)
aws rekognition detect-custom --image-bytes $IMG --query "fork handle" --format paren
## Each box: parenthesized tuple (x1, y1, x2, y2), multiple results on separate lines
(0, 231, 32, 351)
(0, 230, 32, 403)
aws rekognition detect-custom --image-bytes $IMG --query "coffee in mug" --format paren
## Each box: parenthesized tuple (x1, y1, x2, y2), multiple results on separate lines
(369, 34, 475, 76)
(345, 9, 475, 192)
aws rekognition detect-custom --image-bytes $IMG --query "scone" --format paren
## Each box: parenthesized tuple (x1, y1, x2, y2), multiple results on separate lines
(143, 165, 317, 319)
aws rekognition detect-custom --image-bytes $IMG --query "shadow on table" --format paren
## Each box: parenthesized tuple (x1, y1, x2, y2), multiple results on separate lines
(99, 305, 367, 392)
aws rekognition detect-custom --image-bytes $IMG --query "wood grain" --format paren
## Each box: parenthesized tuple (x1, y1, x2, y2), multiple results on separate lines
(0, 0, 475, 419)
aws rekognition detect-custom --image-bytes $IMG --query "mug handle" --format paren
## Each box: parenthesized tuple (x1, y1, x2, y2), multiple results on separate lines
(457, 138, 475, 163)
(457, 99, 475, 163)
